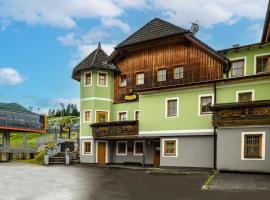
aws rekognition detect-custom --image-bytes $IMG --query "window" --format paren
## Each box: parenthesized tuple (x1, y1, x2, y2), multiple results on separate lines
(136, 72, 144, 85)
(157, 69, 166, 82)
(116, 141, 127, 155)
(134, 110, 139, 120)
(96, 111, 109, 123)
(84, 111, 91, 122)
(98, 72, 107, 86)
(237, 91, 253, 102)
(200, 95, 213, 115)
(242, 132, 265, 160)
(120, 75, 127, 87)
(163, 139, 177, 157)
(166, 98, 178, 117)
(84, 72, 91, 86)
(118, 112, 127, 121)
(134, 141, 143, 156)
(231, 59, 244, 77)
(83, 141, 92, 155)
(256, 56, 269, 74)
(174, 66, 184, 79)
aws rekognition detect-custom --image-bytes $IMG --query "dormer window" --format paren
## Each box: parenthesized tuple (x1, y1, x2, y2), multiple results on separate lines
(120, 75, 127, 87)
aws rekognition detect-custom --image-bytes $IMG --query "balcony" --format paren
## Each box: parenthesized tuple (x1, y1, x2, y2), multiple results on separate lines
(91, 120, 138, 139)
(211, 100, 270, 127)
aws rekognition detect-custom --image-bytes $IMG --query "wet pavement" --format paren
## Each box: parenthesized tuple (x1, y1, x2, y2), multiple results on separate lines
(211, 173, 270, 191)
(0, 162, 270, 200)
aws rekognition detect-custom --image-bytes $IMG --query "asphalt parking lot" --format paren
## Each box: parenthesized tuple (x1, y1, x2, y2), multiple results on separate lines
(0, 162, 270, 200)
(210, 172, 270, 191)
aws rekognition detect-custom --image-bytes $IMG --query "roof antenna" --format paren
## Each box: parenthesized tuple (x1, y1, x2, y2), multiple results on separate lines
(190, 21, 199, 35)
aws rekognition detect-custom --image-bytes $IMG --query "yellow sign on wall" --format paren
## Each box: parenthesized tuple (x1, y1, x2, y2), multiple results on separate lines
(124, 94, 137, 101)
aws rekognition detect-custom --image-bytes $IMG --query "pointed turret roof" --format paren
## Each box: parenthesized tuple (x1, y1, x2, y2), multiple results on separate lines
(72, 43, 119, 81)
(115, 17, 189, 49)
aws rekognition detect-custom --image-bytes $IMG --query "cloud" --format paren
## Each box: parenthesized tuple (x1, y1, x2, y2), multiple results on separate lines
(113, 0, 147, 9)
(248, 23, 263, 41)
(0, 68, 24, 86)
(102, 18, 131, 32)
(50, 98, 80, 108)
(0, 0, 131, 30)
(57, 32, 79, 46)
(152, 0, 267, 28)
(0, 19, 10, 31)
(57, 28, 116, 66)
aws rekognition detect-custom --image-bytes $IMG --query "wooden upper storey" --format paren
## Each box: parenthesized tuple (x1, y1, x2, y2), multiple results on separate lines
(111, 35, 227, 103)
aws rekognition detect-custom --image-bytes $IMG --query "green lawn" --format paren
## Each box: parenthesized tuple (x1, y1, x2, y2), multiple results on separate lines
(10, 132, 50, 148)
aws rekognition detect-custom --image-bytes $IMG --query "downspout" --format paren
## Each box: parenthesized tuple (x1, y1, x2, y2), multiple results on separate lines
(213, 82, 217, 170)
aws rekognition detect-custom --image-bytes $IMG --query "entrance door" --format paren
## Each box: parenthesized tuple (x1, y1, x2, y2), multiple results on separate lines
(153, 142, 160, 167)
(96, 111, 108, 123)
(98, 142, 106, 164)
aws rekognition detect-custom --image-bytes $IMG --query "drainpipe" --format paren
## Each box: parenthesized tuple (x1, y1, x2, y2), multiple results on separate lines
(213, 83, 217, 170)
(143, 138, 146, 168)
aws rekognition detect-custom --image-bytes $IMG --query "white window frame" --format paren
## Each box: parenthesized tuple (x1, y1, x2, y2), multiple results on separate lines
(117, 111, 128, 121)
(229, 57, 247, 77)
(162, 138, 178, 157)
(241, 132, 265, 161)
(95, 110, 110, 123)
(83, 110, 92, 123)
(134, 110, 139, 120)
(254, 53, 270, 75)
(95, 140, 108, 163)
(198, 94, 214, 116)
(157, 69, 167, 82)
(119, 74, 127, 87)
(97, 71, 108, 87)
(84, 71, 92, 87)
(116, 141, 127, 156)
(165, 97, 179, 118)
(134, 141, 144, 156)
(136, 72, 144, 85)
(82, 140, 93, 155)
(236, 90, 255, 102)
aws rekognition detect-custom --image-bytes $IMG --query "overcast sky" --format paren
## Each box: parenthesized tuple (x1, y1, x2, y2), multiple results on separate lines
(0, 0, 268, 113)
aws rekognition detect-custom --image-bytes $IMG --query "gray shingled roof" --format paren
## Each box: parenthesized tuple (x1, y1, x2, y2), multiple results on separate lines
(115, 17, 189, 49)
(72, 43, 119, 81)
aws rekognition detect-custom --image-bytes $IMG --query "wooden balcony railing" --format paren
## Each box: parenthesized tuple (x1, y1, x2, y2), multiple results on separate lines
(211, 100, 270, 127)
(91, 120, 138, 139)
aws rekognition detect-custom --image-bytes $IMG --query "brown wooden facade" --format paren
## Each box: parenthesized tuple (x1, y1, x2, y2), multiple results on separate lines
(211, 100, 270, 127)
(111, 35, 226, 103)
(91, 120, 138, 139)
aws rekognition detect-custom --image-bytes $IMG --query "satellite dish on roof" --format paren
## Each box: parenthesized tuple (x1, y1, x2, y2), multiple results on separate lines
(190, 21, 199, 35)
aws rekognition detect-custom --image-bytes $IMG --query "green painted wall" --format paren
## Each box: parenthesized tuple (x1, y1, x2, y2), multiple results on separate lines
(80, 68, 114, 137)
(111, 102, 139, 121)
(78, 45, 270, 136)
(80, 69, 114, 100)
(225, 44, 270, 76)
(139, 87, 214, 132)
(217, 80, 270, 103)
